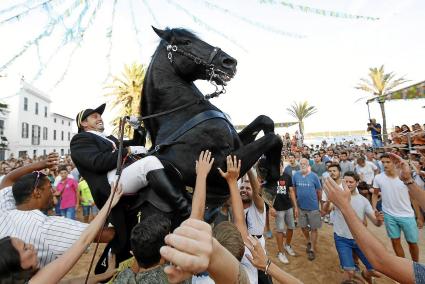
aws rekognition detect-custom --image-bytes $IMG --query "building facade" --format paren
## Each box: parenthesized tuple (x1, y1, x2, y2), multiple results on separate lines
(1, 80, 74, 160)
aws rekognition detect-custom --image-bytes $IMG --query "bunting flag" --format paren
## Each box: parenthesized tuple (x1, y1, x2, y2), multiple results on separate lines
(103, 0, 118, 83)
(129, 0, 143, 55)
(166, 0, 248, 52)
(0, 0, 60, 26)
(0, 0, 83, 73)
(234, 122, 298, 131)
(32, 1, 91, 83)
(260, 0, 379, 21)
(202, 0, 305, 39)
(49, 0, 104, 91)
(142, 0, 160, 27)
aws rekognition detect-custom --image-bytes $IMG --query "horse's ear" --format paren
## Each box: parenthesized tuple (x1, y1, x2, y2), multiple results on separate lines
(152, 26, 171, 42)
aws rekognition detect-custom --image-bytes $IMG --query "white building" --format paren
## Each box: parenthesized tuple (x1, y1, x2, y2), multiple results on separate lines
(1, 79, 74, 160)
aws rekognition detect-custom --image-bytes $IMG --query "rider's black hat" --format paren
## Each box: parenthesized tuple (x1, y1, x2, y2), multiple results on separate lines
(76, 103, 106, 133)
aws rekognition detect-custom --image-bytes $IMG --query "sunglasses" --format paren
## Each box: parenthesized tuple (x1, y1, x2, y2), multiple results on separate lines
(32, 171, 46, 189)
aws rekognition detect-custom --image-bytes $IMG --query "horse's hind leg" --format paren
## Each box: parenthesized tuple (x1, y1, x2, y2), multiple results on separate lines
(231, 133, 282, 183)
(238, 115, 275, 145)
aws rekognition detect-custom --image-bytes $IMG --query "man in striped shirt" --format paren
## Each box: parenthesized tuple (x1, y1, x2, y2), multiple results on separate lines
(0, 153, 113, 267)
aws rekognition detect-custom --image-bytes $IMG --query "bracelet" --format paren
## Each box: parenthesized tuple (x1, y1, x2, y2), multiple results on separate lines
(404, 180, 415, 186)
(264, 259, 272, 275)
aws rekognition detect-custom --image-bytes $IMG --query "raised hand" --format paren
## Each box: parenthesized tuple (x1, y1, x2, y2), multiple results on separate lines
(107, 182, 123, 208)
(244, 235, 268, 271)
(45, 152, 59, 171)
(195, 150, 214, 178)
(160, 219, 213, 283)
(323, 177, 351, 209)
(218, 155, 241, 182)
(388, 153, 412, 182)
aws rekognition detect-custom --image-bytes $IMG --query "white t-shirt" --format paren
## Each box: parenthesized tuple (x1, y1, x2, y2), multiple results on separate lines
(355, 161, 377, 185)
(241, 247, 258, 284)
(373, 173, 414, 217)
(333, 193, 374, 239)
(244, 202, 266, 237)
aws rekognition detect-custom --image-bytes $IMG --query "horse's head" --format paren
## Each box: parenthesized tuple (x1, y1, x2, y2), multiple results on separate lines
(153, 27, 237, 86)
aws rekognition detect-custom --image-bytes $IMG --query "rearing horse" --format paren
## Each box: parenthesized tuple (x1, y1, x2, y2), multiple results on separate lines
(142, 27, 283, 208)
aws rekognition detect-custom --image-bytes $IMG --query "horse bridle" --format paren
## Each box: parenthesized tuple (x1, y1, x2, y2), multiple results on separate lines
(163, 41, 232, 86)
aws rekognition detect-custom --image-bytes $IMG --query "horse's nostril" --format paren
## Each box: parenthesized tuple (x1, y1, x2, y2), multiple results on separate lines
(222, 57, 237, 67)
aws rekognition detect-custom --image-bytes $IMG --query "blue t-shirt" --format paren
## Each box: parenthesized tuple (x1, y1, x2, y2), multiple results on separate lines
(370, 123, 382, 140)
(292, 171, 321, 210)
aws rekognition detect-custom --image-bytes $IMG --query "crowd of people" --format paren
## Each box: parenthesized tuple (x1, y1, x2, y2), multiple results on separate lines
(1, 105, 425, 284)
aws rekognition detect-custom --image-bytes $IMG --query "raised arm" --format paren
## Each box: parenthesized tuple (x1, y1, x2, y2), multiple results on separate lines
(245, 235, 303, 284)
(30, 184, 123, 284)
(247, 169, 264, 214)
(218, 155, 249, 241)
(190, 150, 214, 220)
(323, 178, 415, 284)
(0, 152, 59, 190)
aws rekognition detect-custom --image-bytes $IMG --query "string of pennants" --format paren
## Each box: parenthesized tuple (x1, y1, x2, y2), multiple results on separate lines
(0, 0, 379, 91)
(260, 0, 380, 21)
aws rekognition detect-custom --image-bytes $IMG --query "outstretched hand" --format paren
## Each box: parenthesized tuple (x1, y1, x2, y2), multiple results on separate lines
(388, 153, 413, 182)
(323, 177, 351, 209)
(45, 152, 59, 171)
(195, 150, 214, 178)
(107, 182, 123, 208)
(218, 155, 241, 182)
(160, 219, 213, 283)
(244, 235, 268, 271)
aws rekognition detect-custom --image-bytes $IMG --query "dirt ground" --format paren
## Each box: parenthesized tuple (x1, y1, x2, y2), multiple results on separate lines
(65, 214, 425, 284)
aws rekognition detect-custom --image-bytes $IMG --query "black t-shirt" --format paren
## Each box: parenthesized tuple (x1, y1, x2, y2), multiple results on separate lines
(273, 173, 293, 211)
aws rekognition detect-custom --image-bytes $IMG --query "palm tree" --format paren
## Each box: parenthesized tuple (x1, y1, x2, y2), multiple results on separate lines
(286, 101, 318, 138)
(355, 65, 408, 144)
(104, 62, 146, 138)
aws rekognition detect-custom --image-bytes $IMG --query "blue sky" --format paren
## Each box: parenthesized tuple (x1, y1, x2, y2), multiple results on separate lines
(0, 0, 424, 134)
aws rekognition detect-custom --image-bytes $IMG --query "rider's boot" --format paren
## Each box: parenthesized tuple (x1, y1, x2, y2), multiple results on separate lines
(147, 169, 191, 218)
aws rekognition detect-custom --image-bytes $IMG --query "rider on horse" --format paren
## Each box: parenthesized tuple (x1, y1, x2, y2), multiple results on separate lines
(70, 103, 190, 260)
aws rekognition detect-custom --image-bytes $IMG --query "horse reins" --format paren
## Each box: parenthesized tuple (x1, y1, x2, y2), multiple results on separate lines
(84, 118, 126, 284)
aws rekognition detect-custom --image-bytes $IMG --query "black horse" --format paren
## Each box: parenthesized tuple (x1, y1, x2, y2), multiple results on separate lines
(141, 27, 283, 208)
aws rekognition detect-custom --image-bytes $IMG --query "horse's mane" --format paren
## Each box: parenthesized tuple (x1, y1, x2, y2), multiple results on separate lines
(163, 27, 200, 40)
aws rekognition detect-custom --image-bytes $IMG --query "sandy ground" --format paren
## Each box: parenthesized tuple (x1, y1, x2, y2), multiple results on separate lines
(65, 213, 425, 284)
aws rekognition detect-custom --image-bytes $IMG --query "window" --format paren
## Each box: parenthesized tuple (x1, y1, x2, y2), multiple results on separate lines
(44, 106, 47, 118)
(33, 150, 37, 157)
(68, 121, 70, 126)
(35, 102, 39, 115)
(31, 125, 40, 145)
(60, 149, 64, 156)
(61, 131, 64, 141)
(21, 123, 29, 138)
(62, 120, 64, 125)
(18, 151, 27, 158)
(43, 149, 46, 156)
(68, 132, 70, 141)
(53, 130, 56, 140)
(0, 120, 4, 136)
(43, 127, 48, 140)
(54, 118, 56, 123)
(24, 97, 28, 111)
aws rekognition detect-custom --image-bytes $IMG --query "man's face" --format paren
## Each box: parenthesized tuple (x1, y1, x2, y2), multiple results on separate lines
(288, 156, 296, 165)
(357, 160, 365, 167)
(381, 157, 395, 172)
(340, 153, 347, 161)
(36, 178, 54, 210)
(366, 152, 374, 160)
(314, 154, 321, 163)
(294, 152, 300, 160)
(300, 159, 309, 174)
(327, 150, 333, 156)
(82, 112, 104, 132)
(328, 166, 341, 181)
(343, 176, 357, 192)
(239, 181, 252, 203)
